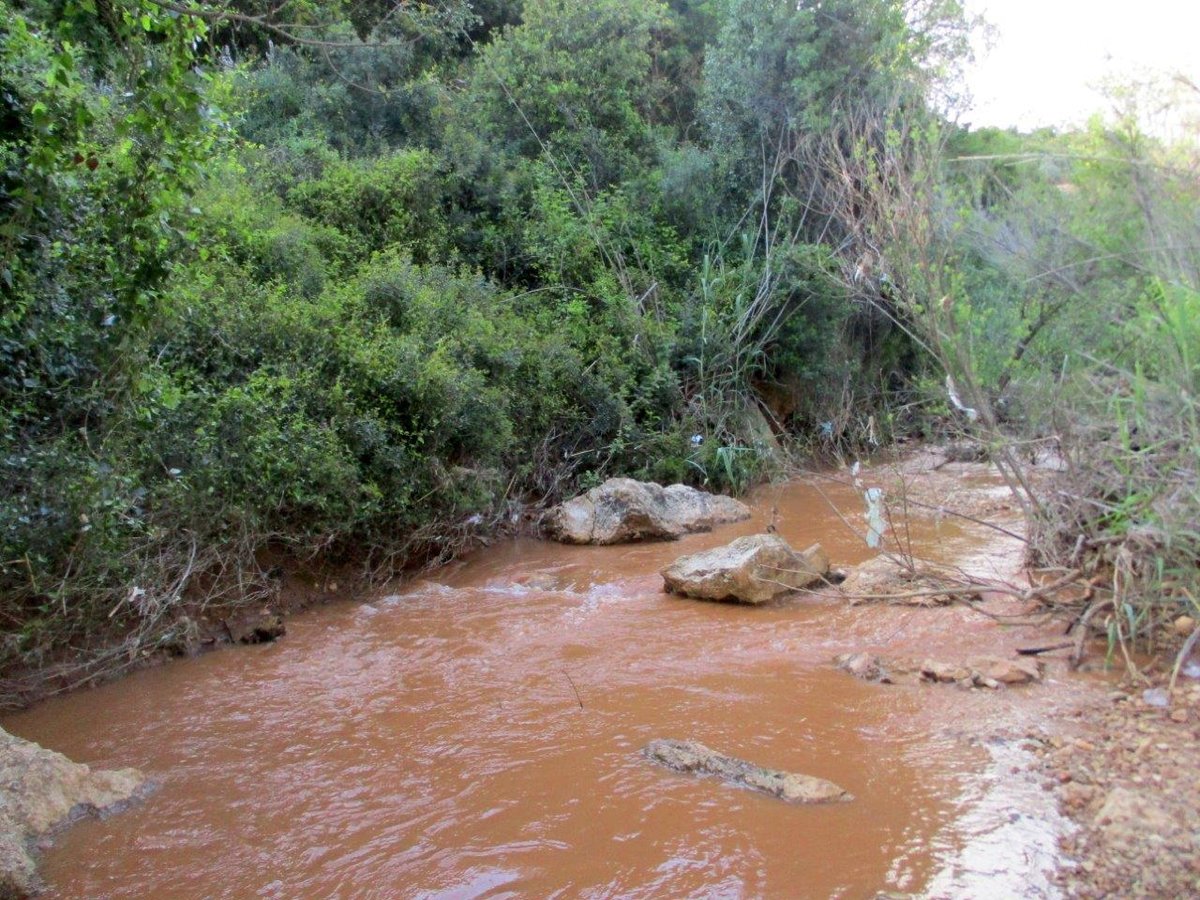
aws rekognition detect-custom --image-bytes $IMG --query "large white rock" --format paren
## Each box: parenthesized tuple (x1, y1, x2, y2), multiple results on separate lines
(661, 533, 830, 604)
(0, 727, 145, 897)
(545, 478, 751, 545)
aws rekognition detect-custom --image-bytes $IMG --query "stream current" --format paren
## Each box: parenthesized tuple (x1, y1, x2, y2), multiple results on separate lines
(4, 472, 1087, 898)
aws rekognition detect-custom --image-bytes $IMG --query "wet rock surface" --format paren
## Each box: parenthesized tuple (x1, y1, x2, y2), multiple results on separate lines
(0, 727, 145, 897)
(643, 739, 852, 804)
(545, 478, 750, 545)
(661, 534, 830, 604)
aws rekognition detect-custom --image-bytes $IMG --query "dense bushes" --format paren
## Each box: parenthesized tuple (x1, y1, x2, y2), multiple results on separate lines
(4, 0, 1041, 696)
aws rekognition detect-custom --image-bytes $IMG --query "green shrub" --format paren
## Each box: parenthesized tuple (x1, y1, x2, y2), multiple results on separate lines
(285, 150, 448, 262)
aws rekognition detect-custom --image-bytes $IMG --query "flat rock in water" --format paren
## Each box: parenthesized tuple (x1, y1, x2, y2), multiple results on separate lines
(643, 739, 852, 804)
(545, 478, 750, 545)
(0, 727, 145, 897)
(661, 534, 830, 604)
(834, 652, 889, 682)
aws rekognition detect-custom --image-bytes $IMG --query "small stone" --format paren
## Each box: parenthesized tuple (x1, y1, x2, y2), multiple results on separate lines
(1170, 709, 1189, 724)
(1061, 783, 1096, 810)
(1175, 615, 1197, 637)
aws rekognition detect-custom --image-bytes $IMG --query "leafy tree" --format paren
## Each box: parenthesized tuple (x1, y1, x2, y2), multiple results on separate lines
(701, 0, 969, 238)
(464, 0, 670, 188)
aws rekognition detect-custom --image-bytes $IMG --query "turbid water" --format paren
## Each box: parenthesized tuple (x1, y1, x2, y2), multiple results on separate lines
(3, 468, 1092, 898)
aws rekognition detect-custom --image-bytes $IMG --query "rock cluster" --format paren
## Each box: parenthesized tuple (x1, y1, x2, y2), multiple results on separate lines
(834, 653, 1043, 689)
(922, 655, 1043, 689)
(545, 478, 750, 545)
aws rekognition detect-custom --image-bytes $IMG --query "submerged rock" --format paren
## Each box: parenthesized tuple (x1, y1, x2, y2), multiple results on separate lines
(661, 534, 830, 604)
(836, 553, 911, 600)
(545, 478, 750, 545)
(0, 727, 145, 897)
(643, 739, 852, 804)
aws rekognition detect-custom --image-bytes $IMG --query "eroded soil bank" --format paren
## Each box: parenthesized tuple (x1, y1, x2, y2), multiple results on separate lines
(0, 453, 1142, 897)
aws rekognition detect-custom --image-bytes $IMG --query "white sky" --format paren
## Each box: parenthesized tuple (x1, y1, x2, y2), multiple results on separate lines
(961, 0, 1200, 132)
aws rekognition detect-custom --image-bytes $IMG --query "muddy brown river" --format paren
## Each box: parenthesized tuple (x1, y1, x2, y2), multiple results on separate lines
(4, 469, 1093, 898)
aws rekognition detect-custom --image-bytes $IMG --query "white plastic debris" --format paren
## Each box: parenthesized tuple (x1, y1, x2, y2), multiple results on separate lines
(864, 487, 886, 549)
(946, 375, 979, 423)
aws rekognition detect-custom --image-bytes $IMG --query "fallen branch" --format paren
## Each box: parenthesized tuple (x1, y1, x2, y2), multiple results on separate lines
(1070, 598, 1116, 670)
(1168, 625, 1200, 695)
(562, 667, 584, 710)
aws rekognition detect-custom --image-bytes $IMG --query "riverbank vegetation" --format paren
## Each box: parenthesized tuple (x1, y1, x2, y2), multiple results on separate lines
(3, 0, 1198, 701)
